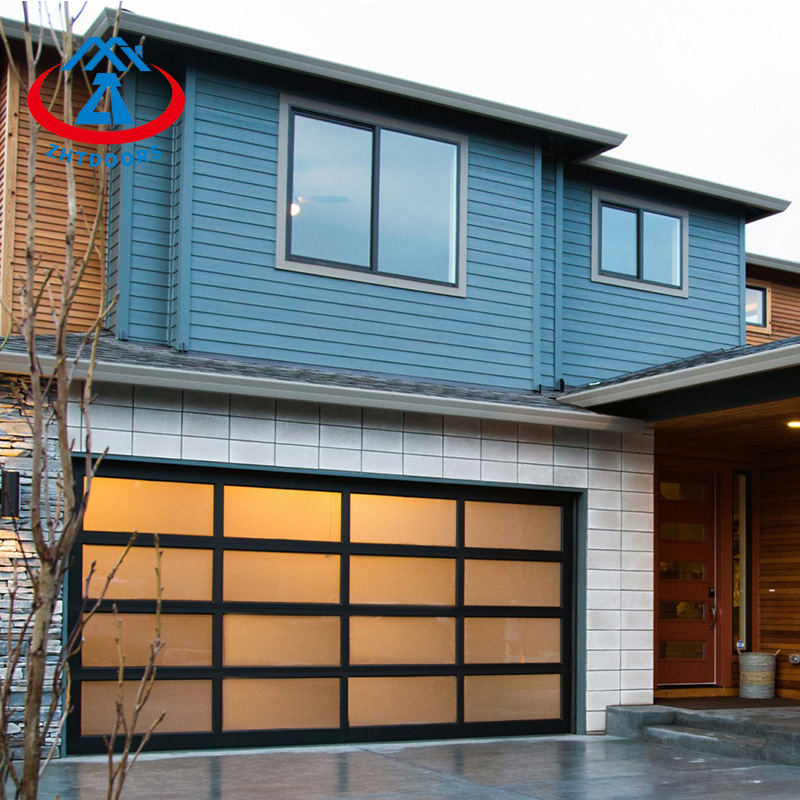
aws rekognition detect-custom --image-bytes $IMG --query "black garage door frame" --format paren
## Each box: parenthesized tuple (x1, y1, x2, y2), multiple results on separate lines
(67, 458, 577, 754)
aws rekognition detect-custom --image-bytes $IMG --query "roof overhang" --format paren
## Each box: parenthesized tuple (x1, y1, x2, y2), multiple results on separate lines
(578, 155, 791, 222)
(562, 343, 800, 421)
(20, 10, 628, 160)
(0, 349, 642, 432)
(747, 252, 800, 276)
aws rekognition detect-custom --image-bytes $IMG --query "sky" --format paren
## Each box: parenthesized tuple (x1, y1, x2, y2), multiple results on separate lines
(4, 0, 799, 261)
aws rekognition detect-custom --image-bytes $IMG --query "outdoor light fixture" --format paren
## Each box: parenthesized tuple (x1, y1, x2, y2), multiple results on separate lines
(1, 470, 20, 519)
(788, 421, 800, 428)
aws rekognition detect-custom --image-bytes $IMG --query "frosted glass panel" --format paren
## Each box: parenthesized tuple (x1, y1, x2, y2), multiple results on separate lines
(84, 478, 213, 536)
(464, 674, 561, 722)
(350, 495, 456, 546)
(224, 551, 339, 603)
(465, 560, 561, 607)
(82, 613, 212, 667)
(223, 678, 339, 731)
(224, 615, 340, 666)
(349, 676, 456, 726)
(82, 680, 212, 734)
(350, 616, 455, 664)
(224, 486, 341, 541)
(465, 502, 561, 551)
(82, 545, 213, 601)
(464, 617, 561, 664)
(350, 556, 455, 605)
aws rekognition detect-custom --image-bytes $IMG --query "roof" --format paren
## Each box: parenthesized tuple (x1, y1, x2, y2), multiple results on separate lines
(747, 252, 800, 276)
(562, 335, 800, 408)
(0, 11, 791, 219)
(579, 156, 791, 222)
(0, 13, 624, 160)
(0, 335, 641, 432)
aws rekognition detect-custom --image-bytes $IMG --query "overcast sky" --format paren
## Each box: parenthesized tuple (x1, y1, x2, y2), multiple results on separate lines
(6, 0, 799, 260)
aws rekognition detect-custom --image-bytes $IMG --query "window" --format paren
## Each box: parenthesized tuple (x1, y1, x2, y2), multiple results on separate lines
(277, 96, 467, 296)
(591, 191, 689, 297)
(745, 282, 771, 331)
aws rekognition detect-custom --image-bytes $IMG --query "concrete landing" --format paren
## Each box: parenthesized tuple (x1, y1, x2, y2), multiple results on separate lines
(608, 704, 800, 767)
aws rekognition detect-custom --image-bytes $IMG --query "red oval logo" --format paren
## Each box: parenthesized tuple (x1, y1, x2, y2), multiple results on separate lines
(27, 64, 185, 145)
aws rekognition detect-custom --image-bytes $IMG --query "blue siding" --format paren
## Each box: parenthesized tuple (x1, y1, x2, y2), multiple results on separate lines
(114, 60, 747, 391)
(183, 67, 540, 390)
(560, 172, 743, 386)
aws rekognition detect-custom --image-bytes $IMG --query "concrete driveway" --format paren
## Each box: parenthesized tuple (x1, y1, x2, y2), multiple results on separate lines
(36, 735, 800, 799)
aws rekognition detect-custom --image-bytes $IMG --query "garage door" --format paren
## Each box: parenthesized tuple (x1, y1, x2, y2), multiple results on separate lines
(68, 464, 575, 752)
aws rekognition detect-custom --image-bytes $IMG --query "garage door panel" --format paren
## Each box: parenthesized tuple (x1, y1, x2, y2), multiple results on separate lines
(70, 471, 573, 752)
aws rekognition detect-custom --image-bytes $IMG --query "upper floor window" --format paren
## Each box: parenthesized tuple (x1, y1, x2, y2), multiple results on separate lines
(745, 281, 771, 332)
(591, 191, 689, 298)
(277, 96, 468, 296)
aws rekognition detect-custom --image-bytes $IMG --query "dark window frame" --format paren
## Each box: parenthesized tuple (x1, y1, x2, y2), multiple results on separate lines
(276, 95, 469, 298)
(745, 282, 771, 331)
(591, 190, 690, 298)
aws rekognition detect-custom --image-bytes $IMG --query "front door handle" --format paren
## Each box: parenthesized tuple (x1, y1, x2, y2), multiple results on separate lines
(709, 602, 716, 629)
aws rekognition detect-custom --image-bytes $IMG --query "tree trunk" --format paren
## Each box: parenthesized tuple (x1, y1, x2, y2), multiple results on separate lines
(20, 563, 58, 800)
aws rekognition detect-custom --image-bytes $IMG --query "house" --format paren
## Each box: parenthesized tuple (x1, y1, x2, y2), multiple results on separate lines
(0, 10, 795, 756)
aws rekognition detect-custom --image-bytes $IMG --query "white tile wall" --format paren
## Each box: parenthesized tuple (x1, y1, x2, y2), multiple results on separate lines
(72, 382, 655, 734)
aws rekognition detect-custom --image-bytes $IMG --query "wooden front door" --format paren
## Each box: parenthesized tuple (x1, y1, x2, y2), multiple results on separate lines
(656, 470, 717, 685)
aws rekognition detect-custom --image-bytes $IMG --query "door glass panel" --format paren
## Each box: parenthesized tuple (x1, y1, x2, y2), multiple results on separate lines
(464, 617, 561, 664)
(224, 486, 341, 541)
(82, 545, 213, 601)
(349, 676, 456, 726)
(659, 522, 705, 542)
(465, 560, 561, 607)
(82, 613, 213, 667)
(660, 482, 706, 502)
(464, 674, 561, 722)
(659, 602, 706, 621)
(223, 678, 339, 731)
(84, 478, 214, 536)
(732, 473, 751, 649)
(465, 502, 561, 551)
(82, 680, 212, 734)
(224, 551, 340, 603)
(659, 561, 706, 581)
(290, 113, 373, 267)
(350, 556, 455, 605)
(350, 616, 455, 664)
(223, 615, 340, 666)
(660, 641, 706, 659)
(350, 495, 456, 546)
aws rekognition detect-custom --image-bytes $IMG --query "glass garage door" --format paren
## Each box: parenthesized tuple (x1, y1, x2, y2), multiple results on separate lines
(68, 464, 574, 753)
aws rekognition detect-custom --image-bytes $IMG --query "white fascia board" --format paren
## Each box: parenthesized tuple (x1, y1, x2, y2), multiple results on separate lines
(0, 351, 642, 432)
(563, 343, 800, 407)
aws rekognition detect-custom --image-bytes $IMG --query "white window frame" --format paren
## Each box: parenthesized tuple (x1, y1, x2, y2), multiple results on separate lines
(276, 94, 469, 297)
(591, 190, 690, 298)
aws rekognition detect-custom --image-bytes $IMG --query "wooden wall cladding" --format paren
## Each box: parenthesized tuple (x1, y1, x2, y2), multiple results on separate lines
(747, 268, 800, 346)
(759, 465, 800, 693)
(0, 50, 105, 335)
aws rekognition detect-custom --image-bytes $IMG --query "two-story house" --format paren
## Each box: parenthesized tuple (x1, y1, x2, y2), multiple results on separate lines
(0, 11, 796, 756)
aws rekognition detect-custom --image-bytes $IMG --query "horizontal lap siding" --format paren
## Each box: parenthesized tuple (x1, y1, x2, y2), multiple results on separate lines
(187, 69, 537, 389)
(127, 72, 174, 343)
(561, 175, 742, 386)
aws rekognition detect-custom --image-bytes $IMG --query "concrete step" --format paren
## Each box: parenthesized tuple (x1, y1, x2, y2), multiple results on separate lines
(643, 724, 768, 761)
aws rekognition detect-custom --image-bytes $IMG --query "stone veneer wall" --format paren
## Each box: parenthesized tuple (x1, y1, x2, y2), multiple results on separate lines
(0, 376, 62, 758)
(69, 381, 656, 734)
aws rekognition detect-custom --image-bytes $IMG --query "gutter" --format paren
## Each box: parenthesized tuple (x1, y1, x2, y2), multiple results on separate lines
(747, 252, 800, 276)
(562, 342, 800, 407)
(0, 350, 642, 432)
